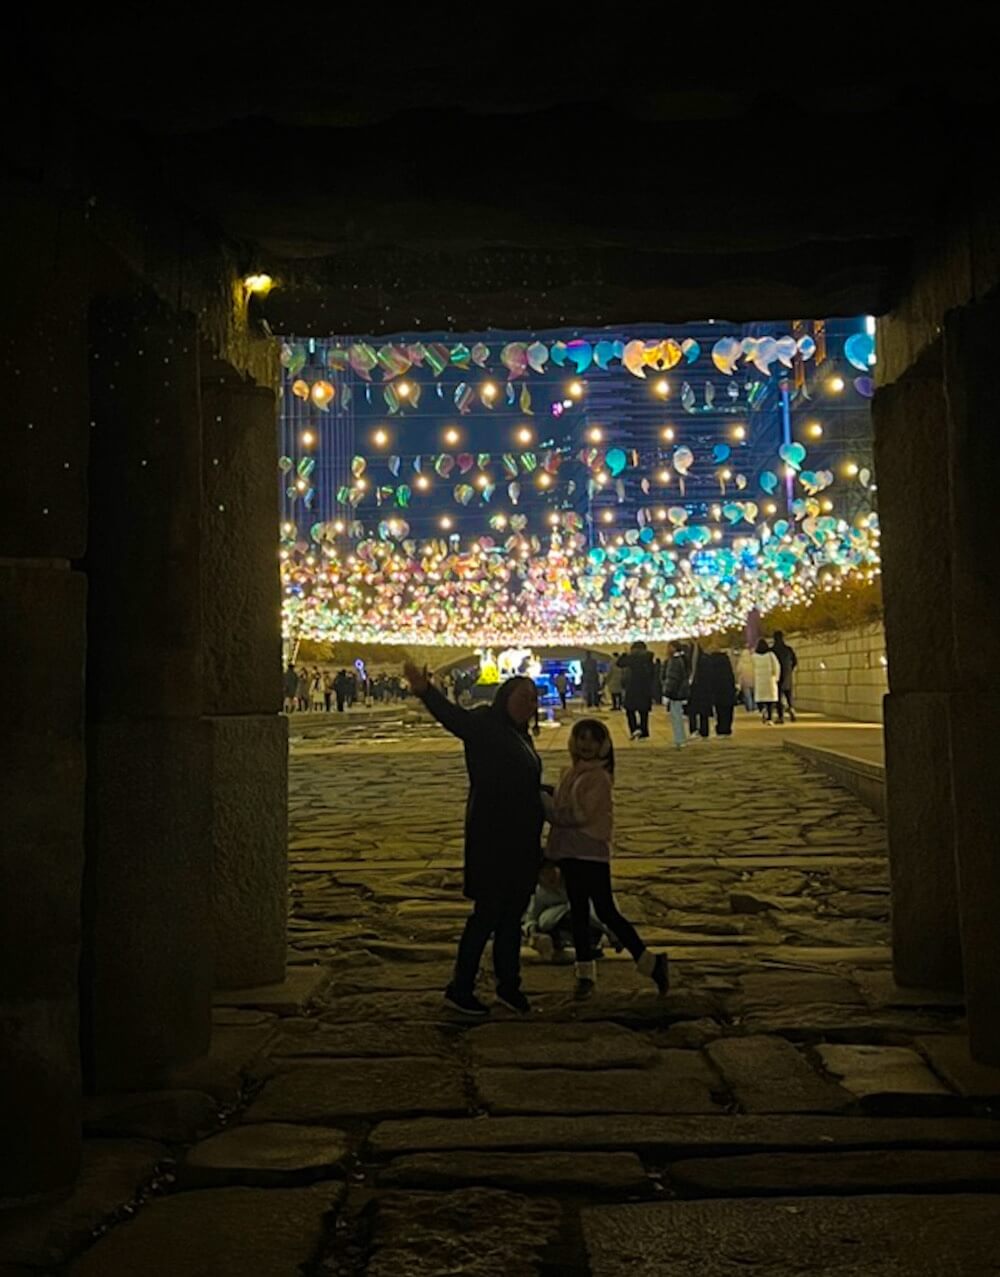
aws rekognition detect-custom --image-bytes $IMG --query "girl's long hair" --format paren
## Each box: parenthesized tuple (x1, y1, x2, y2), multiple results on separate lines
(571, 718, 615, 778)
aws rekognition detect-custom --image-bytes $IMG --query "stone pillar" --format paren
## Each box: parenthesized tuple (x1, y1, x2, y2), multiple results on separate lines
(200, 375, 287, 988)
(81, 301, 212, 1091)
(943, 292, 1000, 1062)
(0, 188, 88, 1198)
(873, 341, 963, 992)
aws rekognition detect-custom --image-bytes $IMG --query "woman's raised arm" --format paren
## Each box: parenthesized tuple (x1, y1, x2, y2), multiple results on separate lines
(404, 663, 484, 742)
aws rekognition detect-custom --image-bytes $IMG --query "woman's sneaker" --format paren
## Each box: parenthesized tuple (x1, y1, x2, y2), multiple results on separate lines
(443, 985, 490, 1017)
(574, 961, 596, 1000)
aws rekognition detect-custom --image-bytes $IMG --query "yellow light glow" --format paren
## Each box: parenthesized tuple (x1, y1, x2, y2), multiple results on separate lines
(656, 508, 667, 520)
(784, 466, 796, 479)
(373, 429, 388, 446)
(829, 376, 845, 393)
(722, 469, 732, 480)
(588, 427, 603, 443)
(301, 430, 315, 447)
(765, 503, 777, 515)
(334, 520, 345, 533)
(440, 516, 453, 530)
(658, 469, 671, 484)
(712, 529, 722, 541)
(845, 461, 860, 477)
(595, 472, 609, 486)
(568, 380, 584, 399)
(601, 510, 614, 523)
(356, 478, 368, 491)
(661, 427, 675, 442)
(444, 428, 460, 445)
(732, 425, 746, 441)
(655, 378, 670, 397)
(538, 473, 552, 488)
(548, 513, 560, 526)
(397, 381, 412, 398)
(516, 427, 533, 444)
(295, 479, 307, 491)
(476, 474, 489, 489)
(808, 422, 824, 438)
(822, 499, 834, 512)
(482, 381, 498, 400)
(415, 475, 430, 491)
(244, 273, 273, 295)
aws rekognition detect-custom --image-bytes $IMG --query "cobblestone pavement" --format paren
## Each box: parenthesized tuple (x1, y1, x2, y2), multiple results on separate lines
(15, 704, 1000, 1275)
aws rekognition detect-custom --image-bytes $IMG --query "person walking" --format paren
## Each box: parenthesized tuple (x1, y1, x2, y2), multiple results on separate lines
(403, 662, 545, 1016)
(333, 668, 349, 712)
(772, 631, 798, 721)
(554, 670, 569, 710)
(581, 653, 600, 709)
(618, 641, 655, 739)
(605, 656, 624, 711)
(736, 646, 756, 712)
(753, 638, 783, 724)
(296, 667, 310, 713)
(545, 718, 669, 999)
(706, 647, 737, 736)
(283, 662, 299, 714)
(323, 669, 334, 713)
(309, 669, 326, 712)
(662, 641, 691, 749)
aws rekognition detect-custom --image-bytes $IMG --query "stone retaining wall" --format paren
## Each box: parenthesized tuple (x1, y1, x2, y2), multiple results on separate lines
(788, 623, 887, 723)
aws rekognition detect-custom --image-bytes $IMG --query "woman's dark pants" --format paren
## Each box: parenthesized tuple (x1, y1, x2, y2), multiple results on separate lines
(454, 891, 531, 997)
(561, 859, 645, 963)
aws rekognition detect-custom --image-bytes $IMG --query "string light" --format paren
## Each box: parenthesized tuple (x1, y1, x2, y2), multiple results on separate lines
(537, 473, 552, 488)
(808, 422, 823, 438)
(398, 381, 412, 398)
(444, 428, 460, 445)
(654, 379, 670, 397)
(415, 475, 430, 491)
(568, 380, 584, 399)
(731, 425, 746, 441)
(482, 382, 498, 401)
(243, 273, 273, 295)
(373, 429, 388, 447)
(588, 427, 603, 443)
(516, 427, 533, 444)
(657, 469, 671, 484)
(828, 376, 845, 393)
(301, 430, 315, 447)
(661, 427, 675, 442)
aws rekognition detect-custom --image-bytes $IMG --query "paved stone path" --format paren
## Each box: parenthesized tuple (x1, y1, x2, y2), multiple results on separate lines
(8, 705, 1000, 1274)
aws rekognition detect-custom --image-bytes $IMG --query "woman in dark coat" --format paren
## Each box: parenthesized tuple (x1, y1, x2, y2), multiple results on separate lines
(689, 645, 737, 738)
(403, 662, 544, 1016)
(618, 641, 656, 739)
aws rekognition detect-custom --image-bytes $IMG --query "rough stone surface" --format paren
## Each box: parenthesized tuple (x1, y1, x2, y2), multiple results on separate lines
(212, 967, 332, 1015)
(917, 1035, 1000, 1099)
(207, 714, 288, 989)
(81, 1090, 219, 1143)
(245, 1058, 468, 1123)
(70, 1184, 341, 1276)
(0, 1140, 164, 1269)
(669, 1149, 1000, 1196)
(369, 1114, 1000, 1157)
(477, 1053, 722, 1116)
(707, 1037, 853, 1113)
(816, 1044, 952, 1107)
(271, 1021, 450, 1059)
(378, 1150, 649, 1195)
(583, 1195, 1000, 1275)
(467, 1021, 657, 1070)
(367, 1189, 561, 1277)
(181, 1123, 351, 1187)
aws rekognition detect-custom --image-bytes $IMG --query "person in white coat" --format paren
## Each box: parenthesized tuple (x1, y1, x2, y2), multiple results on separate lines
(752, 638, 783, 724)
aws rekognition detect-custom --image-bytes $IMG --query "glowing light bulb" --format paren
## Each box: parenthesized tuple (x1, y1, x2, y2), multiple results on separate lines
(295, 479, 307, 491)
(595, 471, 609, 486)
(601, 510, 614, 523)
(516, 427, 533, 444)
(845, 461, 860, 477)
(416, 475, 430, 491)
(808, 422, 823, 439)
(828, 376, 845, 393)
(655, 378, 670, 397)
(784, 466, 796, 479)
(476, 474, 489, 489)
(301, 430, 315, 447)
(765, 503, 777, 515)
(440, 516, 452, 530)
(243, 273, 273, 295)
(656, 508, 667, 520)
(356, 477, 368, 491)
(657, 469, 671, 484)
(482, 382, 497, 400)
(712, 529, 722, 541)
(721, 469, 732, 480)
(548, 513, 560, 526)
(821, 499, 834, 512)
(588, 427, 603, 443)
(444, 428, 460, 445)
(568, 380, 584, 399)
(373, 428, 388, 446)
(538, 473, 552, 488)
(732, 425, 746, 441)
(282, 522, 293, 535)
(661, 427, 675, 442)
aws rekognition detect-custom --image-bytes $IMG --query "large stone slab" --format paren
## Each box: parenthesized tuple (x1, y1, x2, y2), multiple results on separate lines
(735, 971, 865, 1009)
(367, 1189, 561, 1277)
(917, 1035, 1000, 1100)
(369, 1113, 1000, 1158)
(213, 966, 332, 1015)
(244, 1058, 468, 1123)
(82, 1090, 219, 1143)
(71, 1184, 341, 1276)
(477, 1053, 722, 1116)
(378, 1150, 649, 1196)
(816, 1044, 954, 1110)
(583, 1195, 1000, 1275)
(670, 1149, 1000, 1196)
(271, 1021, 451, 1059)
(0, 1140, 164, 1269)
(707, 1037, 853, 1113)
(467, 1022, 657, 1070)
(180, 1123, 351, 1187)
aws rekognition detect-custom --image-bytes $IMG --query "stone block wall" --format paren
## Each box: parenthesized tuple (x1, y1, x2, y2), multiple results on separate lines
(788, 623, 888, 723)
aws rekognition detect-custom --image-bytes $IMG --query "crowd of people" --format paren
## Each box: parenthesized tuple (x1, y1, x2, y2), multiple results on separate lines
(282, 664, 409, 713)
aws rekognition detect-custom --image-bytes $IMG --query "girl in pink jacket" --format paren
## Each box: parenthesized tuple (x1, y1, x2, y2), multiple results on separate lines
(546, 718, 669, 1000)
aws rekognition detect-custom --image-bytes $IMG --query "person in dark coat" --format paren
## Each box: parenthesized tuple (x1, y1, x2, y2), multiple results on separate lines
(333, 669, 350, 712)
(404, 662, 544, 1016)
(771, 631, 798, 721)
(662, 641, 691, 749)
(618, 641, 656, 739)
(581, 653, 600, 708)
(689, 645, 738, 737)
